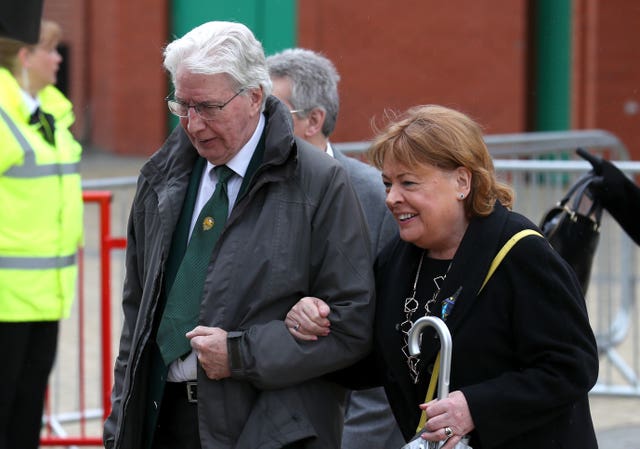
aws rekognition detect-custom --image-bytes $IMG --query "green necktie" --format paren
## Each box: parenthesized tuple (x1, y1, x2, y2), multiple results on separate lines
(157, 164, 235, 365)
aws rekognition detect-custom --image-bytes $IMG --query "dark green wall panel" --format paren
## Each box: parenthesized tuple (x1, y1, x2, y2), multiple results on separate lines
(533, 0, 572, 131)
(170, 0, 296, 55)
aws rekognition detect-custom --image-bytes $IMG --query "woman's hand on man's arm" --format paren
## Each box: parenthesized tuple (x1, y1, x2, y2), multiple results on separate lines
(285, 296, 332, 341)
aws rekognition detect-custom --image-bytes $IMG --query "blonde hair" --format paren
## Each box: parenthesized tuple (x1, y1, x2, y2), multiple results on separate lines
(368, 104, 514, 217)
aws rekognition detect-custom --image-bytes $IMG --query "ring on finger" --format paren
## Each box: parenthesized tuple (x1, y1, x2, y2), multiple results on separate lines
(294, 322, 300, 331)
(444, 426, 453, 438)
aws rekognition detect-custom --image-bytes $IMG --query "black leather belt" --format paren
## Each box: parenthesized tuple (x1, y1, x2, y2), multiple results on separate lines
(166, 381, 198, 403)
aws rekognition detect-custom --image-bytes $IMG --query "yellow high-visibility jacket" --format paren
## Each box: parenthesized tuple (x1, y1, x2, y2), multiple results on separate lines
(0, 68, 83, 321)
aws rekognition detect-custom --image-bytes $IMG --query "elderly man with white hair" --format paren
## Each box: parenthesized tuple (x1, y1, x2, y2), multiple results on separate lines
(104, 21, 374, 449)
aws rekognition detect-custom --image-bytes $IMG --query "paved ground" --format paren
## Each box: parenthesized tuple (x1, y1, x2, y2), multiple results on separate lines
(590, 396, 640, 448)
(45, 149, 640, 447)
(597, 426, 640, 449)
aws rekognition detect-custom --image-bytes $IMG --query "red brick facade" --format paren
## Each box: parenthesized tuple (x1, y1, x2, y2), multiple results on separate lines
(299, 0, 528, 141)
(44, 1, 640, 159)
(573, 0, 640, 158)
(44, 0, 168, 155)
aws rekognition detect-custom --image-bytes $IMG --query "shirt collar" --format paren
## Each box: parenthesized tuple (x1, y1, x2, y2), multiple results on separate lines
(326, 141, 334, 158)
(20, 89, 39, 115)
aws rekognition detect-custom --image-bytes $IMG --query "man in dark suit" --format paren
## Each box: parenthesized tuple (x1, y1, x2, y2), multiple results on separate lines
(267, 48, 403, 449)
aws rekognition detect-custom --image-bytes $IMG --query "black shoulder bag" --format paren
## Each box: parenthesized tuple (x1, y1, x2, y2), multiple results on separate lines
(539, 173, 603, 293)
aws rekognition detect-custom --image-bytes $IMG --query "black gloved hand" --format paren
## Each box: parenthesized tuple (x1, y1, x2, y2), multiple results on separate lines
(576, 147, 603, 174)
(576, 147, 628, 209)
(576, 147, 640, 245)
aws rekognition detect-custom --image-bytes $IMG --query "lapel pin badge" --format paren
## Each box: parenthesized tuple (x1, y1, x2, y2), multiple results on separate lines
(203, 216, 215, 231)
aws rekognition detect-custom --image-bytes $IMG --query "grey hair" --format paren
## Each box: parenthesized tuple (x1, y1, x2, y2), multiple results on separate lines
(163, 21, 272, 111)
(267, 48, 340, 137)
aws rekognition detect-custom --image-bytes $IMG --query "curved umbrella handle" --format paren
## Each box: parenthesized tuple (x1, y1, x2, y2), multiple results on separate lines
(407, 316, 453, 400)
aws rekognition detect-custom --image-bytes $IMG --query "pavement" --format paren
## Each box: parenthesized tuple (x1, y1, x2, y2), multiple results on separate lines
(590, 395, 640, 448)
(597, 427, 640, 449)
(54, 149, 640, 448)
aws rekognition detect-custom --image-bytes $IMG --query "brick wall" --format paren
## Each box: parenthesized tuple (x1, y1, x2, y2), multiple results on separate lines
(45, 0, 168, 155)
(42, 0, 640, 159)
(573, 0, 640, 160)
(298, 0, 528, 142)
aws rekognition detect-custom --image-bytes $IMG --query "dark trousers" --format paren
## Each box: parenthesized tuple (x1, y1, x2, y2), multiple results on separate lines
(0, 321, 58, 449)
(149, 381, 308, 449)
(151, 382, 201, 449)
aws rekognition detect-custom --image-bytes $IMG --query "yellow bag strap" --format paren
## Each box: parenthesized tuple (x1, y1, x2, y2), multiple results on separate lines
(479, 229, 543, 293)
(416, 229, 543, 432)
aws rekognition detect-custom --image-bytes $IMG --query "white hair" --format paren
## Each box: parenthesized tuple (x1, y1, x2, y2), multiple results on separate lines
(163, 21, 272, 110)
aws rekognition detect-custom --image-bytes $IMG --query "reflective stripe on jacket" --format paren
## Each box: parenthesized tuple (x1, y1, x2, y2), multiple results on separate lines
(0, 68, 83, 321)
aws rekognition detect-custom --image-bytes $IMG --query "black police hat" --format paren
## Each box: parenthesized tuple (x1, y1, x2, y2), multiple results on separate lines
(0, 0, 44, 44)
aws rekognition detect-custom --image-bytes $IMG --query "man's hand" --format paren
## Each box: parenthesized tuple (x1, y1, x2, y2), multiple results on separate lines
(187, 326, 230, 380)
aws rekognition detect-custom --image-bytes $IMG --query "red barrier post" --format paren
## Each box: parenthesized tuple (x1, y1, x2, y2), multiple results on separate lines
(40, 191, 126, 446)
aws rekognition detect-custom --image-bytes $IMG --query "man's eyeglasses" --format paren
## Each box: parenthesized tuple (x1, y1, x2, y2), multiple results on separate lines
(165, 88, 246, 121)
(289, 108, 308, 116)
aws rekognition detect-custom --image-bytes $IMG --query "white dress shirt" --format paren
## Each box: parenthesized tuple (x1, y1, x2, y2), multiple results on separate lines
(167, 114, 266, 382)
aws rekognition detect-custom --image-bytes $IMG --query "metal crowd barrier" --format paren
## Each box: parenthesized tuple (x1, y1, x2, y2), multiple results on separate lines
(41, 192, 127, 447)
(41, 129, 640, 446)
(494, 160, 640, 397)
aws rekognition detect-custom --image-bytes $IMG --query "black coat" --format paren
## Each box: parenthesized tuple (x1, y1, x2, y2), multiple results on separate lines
(370, 203, 599, 449)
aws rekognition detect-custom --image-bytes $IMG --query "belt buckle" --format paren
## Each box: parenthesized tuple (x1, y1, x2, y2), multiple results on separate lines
(186, 381, 198, 403)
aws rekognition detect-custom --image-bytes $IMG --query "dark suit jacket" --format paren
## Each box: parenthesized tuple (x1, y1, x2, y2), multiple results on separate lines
(371, 203, 599, 449)
(333, 148, 397, 255)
